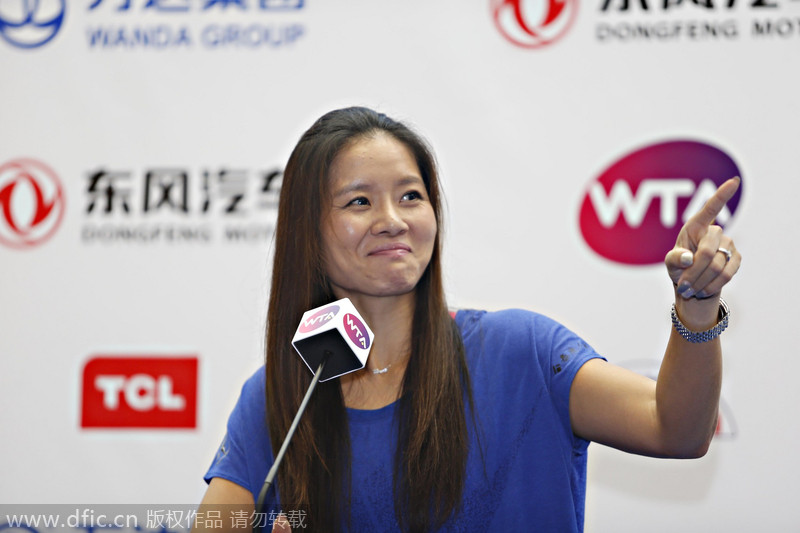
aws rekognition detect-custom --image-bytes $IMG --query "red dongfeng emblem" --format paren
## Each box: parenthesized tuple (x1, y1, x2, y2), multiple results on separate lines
(0, 158, 65, 249)
(491, 0, 578, 48)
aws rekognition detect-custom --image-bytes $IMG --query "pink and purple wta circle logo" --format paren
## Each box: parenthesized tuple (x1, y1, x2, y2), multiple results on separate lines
(579, 140, 743, 265)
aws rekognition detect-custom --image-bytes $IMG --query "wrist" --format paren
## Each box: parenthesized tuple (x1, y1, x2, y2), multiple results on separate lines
(673, 290, 721, 331)
(671, 298, 729, 343)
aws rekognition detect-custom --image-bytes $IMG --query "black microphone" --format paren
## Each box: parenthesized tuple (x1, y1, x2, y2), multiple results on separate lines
(254, 298, 374, 531)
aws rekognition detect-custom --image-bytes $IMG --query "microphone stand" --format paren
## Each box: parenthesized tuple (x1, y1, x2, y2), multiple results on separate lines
(254, 352, 330, 532)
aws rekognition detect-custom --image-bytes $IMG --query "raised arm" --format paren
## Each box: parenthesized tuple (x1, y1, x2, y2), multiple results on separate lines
(570, 177, 741, 458)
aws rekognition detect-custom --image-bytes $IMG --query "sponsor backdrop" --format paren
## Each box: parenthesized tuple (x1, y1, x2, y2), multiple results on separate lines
(0, 0, 796, 531)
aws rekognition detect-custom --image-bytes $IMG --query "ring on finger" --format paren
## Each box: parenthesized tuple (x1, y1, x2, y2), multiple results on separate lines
(717, 247, 732, 263)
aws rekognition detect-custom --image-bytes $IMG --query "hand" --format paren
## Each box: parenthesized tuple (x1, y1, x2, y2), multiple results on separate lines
(665, 177, 741, 300)
(272, 514, 291, 531)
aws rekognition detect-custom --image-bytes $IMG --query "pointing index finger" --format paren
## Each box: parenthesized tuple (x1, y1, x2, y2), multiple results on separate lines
(690, 176, 741, 226)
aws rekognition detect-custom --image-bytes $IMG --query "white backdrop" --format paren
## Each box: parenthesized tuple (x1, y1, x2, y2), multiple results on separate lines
(1, 0, 798, 531)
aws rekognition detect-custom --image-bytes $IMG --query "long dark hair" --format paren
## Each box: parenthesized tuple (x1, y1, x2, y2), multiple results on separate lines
(266, 107, 473, 532)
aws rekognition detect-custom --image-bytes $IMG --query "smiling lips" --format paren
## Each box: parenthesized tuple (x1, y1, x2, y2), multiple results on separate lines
(368, 243, 411, 256)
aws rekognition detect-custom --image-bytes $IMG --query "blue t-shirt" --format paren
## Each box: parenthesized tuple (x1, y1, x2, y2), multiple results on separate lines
(205, 309, 604, 532)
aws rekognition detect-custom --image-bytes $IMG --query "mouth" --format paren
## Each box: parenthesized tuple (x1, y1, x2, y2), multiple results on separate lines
(368, 243, 412, 256)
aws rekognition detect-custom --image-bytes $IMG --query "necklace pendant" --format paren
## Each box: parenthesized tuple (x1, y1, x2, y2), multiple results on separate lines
(372, 366, 389, 374)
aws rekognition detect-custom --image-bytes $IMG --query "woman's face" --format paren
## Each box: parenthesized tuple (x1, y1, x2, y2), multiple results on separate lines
(321, 131, 437, 303)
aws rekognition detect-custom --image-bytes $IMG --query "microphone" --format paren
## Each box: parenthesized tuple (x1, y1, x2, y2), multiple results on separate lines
(254, 298, 374, 530)
(291, 297, 374, 381)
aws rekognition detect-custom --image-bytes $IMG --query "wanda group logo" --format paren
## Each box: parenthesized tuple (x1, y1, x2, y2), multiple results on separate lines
(0, 0, 66, 49)
(0, 158, 66, 249)
(491, 0, 578, 48)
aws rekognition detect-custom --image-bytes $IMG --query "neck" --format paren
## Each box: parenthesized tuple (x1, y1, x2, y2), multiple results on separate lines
(341, 292, 416, 371)
(336, 291, 416, 409)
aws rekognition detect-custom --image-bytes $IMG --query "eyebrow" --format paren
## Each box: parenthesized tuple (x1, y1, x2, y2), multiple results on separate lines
(331, 175, 424, 198)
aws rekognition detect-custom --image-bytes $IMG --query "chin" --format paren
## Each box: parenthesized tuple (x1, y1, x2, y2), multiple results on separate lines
(367, 281, 420, 299)
(329, 281, 417, 301)
(367, 280, 418, 297)
(330, 269, 425, 300)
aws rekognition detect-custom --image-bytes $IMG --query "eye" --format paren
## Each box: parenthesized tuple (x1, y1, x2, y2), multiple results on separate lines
(401, 190, 424, 202)
(346, 196, 370, 207)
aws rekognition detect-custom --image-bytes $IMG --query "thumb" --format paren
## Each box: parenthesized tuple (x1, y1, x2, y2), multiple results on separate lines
(665, 247, 694, 282)
(272, 514, 290, 531)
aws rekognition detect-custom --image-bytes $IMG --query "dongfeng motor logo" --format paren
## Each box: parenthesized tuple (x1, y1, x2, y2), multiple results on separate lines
(0, 158, 66, 249)
(0, 0, 66, 49)
(491, 0, 578, 48)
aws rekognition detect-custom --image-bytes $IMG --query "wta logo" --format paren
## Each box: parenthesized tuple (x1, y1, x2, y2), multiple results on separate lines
(0, 0, 66, 49)
(298, 305, 340, 333)
(579, 140, 743, 265)
(491, 0, 577, 48)
(0, 158, 66, 249)
(344, 313, 370, 350)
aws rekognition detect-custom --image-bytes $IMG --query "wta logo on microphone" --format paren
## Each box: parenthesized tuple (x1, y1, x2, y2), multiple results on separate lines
(81, 356, 198, 429)
(292, 298, 374, 382)
(298, 305, 340, 333)
(344, 313, 370, 350)
(579, 140, 743, 265)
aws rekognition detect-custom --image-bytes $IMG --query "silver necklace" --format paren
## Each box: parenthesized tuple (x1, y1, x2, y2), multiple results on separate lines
(370, 354, 409, 375)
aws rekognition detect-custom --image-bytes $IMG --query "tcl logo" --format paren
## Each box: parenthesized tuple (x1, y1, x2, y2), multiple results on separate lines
(579, 140, 743, 265)
(81, 356, 198, 429)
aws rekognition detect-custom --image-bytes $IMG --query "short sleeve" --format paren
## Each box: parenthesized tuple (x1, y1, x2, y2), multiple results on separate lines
(204, 367, 270, 498)
(529, 312, 606, 446)
(456, 308, 606, 451)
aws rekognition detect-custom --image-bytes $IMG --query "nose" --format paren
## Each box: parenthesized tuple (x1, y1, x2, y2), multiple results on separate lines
(371, 202, 408, 236)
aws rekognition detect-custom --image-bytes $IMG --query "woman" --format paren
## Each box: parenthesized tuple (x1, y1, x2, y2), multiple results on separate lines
(198, 107, 741, 532)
